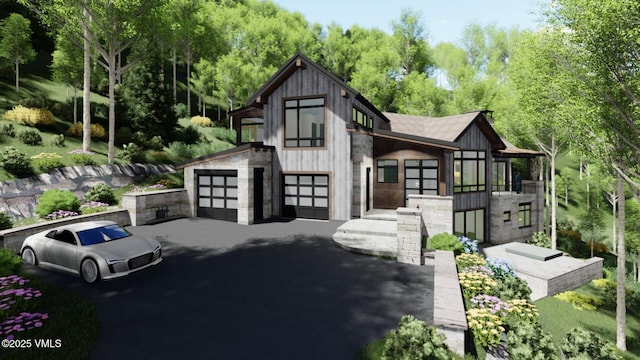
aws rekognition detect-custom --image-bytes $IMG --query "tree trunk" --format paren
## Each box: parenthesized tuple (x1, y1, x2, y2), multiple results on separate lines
(82, 8, 92, 153)
(73, 86, 78, 124)
(550, 141, 558, 250)
(544, 159, 550, 236)
(612, 194, 617, 255)
(186, 47, 192, 116)
(107, 53, 117, 164)
(172, 46, 177, 105)
(616, 173, 627, 351)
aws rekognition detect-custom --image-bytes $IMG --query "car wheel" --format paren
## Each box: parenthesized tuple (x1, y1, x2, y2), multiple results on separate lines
(80, 259, 100, 284)
(21, 247, 37, 266)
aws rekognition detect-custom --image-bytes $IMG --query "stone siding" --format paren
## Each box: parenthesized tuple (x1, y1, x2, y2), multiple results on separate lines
(490, 180, 544, 244)
(351, 132, 373, 219)
(407, 194, 454, 237)
(121, 189, 189, 226)
(396, 207, 424, 265)
(433, 250, 466, 357)
(0, 164, 175, 221)
(0, 209, 131, 252)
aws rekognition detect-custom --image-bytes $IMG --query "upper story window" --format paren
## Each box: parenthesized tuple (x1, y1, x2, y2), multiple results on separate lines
(405, 159, 439, 197)
(454, 151, 486, 193)
(284, 97, 325, 148)
(353, 107, 372, 129)
(492, 161, 507, 191)
(377, 159, 398, 183)
(240, 117, 264, 143)
(518, 203, 532, 228)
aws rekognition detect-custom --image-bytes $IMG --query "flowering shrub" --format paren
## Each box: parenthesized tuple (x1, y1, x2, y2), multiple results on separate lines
(67, 122, 106, 139)
(463, 265, 494, 277)
(35, 189, 81, 218)
(148, 183, 166, 190)
(458, 271, 497, 298)
(3, 105, 55, 126)
(458, 236, 478, 254)
(190, 115, 213, 127)
(505, 299, 539, 325)
(466, 308, 505, 348)
(455, 253, 486, 270)
(31, 152, 64, 173)
(45, 210, 79, 220)
(486, 258, 517, 281)
(1, 312, 49, 340)
(84, 183, 116, 205)
(470, 294, 510, 318)
(80, 201, 109, 215)
(0, 275, 48, 340)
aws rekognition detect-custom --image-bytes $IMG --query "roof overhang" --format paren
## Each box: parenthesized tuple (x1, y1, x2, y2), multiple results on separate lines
(373, 129, 459, 151)
(175, 143, 275, 169)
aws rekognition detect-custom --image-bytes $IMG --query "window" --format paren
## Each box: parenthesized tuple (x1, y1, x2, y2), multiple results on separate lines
(240, 117, 264, 143)
(377, 160, 398, 183)
(518, 203, 531, 228)
(352, 107, 372, 129)
(285, 98, 325, 147)
(503, 211, 511, 222)
(405, 160, 439, 199)
(454, 151, 486, 193)
(454, 208, 485, 242)
(493, 161, 507, 191)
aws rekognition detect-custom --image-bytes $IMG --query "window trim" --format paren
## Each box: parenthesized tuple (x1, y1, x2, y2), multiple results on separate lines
(377, 159, 398, 183)
(283, 95, 327, 149)
(454, 150, 486, 193)
(240, 117, 265, 144)
(503, 211, 511, 222)
(518, 202, 532, 228)
(492, 160, 507, 192)
(352, 107, 372, 129)
(404, 159, 439, 200)
(454, 208, 485, 242)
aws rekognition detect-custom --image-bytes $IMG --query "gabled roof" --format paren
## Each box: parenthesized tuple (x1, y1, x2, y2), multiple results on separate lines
(245, 53, 390, 123)
(383, 111, 507, 151)
(175, 143, 275, 169)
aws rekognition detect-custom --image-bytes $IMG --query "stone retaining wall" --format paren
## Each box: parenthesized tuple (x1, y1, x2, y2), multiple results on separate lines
(0, 209, 131, 252)
(0, 163, 175, 221)
(396, 207, 424, 265)
(121, 189, 189, 226)
(407, 194, 454, 237)
(433, 250, 466, 357)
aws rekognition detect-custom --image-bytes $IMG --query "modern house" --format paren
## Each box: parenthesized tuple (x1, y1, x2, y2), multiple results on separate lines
(177, 53, 543, 244)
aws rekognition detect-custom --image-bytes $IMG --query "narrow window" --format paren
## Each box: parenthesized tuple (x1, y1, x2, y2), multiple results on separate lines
(518, 203, 531, 228)
(377, 160, 398, 183)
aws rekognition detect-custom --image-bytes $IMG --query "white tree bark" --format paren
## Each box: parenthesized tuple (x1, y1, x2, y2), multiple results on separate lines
(616, 173, 627, 351)
(82, 8, 91, 153)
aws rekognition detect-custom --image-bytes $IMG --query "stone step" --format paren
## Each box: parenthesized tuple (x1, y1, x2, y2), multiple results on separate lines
(332, 232, 397, 257)
(335, 218, 396, 237)
(363, 213, 398, 221)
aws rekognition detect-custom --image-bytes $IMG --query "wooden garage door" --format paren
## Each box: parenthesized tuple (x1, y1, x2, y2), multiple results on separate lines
(283, 174, 329, 220)
(196, 170, 238, 222)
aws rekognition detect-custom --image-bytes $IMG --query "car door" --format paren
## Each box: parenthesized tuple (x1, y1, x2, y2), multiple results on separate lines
(45, 230, 79, 271)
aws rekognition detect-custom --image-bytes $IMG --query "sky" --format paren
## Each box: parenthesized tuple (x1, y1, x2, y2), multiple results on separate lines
(272, 0, 545, 45)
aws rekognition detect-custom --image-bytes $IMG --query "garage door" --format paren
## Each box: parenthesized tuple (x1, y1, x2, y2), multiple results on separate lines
(196, 170, 238, 222)
(283, 174, 329, 220)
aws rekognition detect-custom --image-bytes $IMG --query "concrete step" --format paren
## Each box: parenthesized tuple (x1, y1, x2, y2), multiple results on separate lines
(363, 213, 397, 221)
(332, 232, 397, 257)
(335, 219, 396, 237)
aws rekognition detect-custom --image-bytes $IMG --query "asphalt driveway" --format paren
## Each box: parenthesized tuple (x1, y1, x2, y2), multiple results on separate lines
(27, 218, 434, 359)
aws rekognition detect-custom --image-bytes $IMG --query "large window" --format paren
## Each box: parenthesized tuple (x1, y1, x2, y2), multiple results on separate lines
(352, 107, 372, 129)
(454, 208, 485, 242)
(285, 98, 325, 147)
(240, 117, 264, 143)
(405, 160, 439, 199)
(377, 160, 398, 183)
(492, 161, 507, 191)
(518, 203, 531, 228)
(454, 151, 486, 193)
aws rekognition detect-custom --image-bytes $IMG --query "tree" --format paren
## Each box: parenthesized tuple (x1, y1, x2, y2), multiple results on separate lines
(50, 34, 83, 123)
(319, 23, 358, 82)
(579, 183, 605, 258)
(0, 13, 35, 93)
(391, 8, 432, 76)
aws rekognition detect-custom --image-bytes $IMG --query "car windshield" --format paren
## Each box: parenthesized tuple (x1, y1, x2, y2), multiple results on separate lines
(77, 224, 132, 246)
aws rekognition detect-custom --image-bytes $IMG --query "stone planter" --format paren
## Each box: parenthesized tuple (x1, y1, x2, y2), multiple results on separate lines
(121, 189, 188, 226)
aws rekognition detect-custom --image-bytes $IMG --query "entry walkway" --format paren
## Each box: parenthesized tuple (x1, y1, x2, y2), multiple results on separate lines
(332, 210, 398, 257)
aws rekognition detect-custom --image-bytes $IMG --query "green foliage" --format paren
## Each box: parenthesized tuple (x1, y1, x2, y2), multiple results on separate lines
(560, 327, 620, 360)
(69, 153, 96, 166)
(466, 307, 505, 348)
(0, 123, 16, 137)
(50, 134, 65, 147)
(35, 189, 81, 218)
(494, 275, 532, 301)
(31, 152, 64, 173)
(0, 248, 22, 276)
(168, 141, 194, 159)
(429, 233, 463, 255)
(455, 253, 486, 270)
(381, 315, 454, 360)
(529, 232, 551, 248)
(506, 321, 558, 360)
(209, 127, 236, 144)
(18, 129, 43, 145)
(0, 146, 33, 177)
(147, 136, 164, 151)
(115, 126, 134, 146)
(83, 183, 116, 205)
(116, 143, 146, 163)
(173, 103, 188, 119)
(585, 241, 609, 254)
(3, 106, 55, 126)
(174, 125, 201, 145)
(554, 291, 604, 311)
(191, 116, 213, 127)
(0, 13, 36, 91)
(0, 211, 13, 230)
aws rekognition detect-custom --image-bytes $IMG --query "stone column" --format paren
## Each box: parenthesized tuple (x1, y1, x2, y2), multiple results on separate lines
(396, 207, 424, 265)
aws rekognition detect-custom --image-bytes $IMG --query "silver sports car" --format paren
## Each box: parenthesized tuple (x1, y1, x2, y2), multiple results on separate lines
(21, 220, 162, 283)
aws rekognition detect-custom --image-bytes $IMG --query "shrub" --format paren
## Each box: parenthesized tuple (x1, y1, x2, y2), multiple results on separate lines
(31, 152, 64, 173)
(466, 308, 505, 348)
(554, 291, 603, 311)
(506, 321, 558, 360)
(67, 122, 106, 139)
(175, 125, 201, 145)
(494, 275, 532, 301)
(191, 116, 213, 127)
(558, 229, 582, 242)
(19, 129, 43, 145)
(0, 147, 33, 177)
(210, 127, 236, 144)
(381, 315, 454, 360)
(19, 93, 51, 109)
(455, 253, 486, 270)
(560, 327, 619, 360)
(458, 236, 478, 254)
(173, 103, 188, 119)
(35, 189, 81, 218)
(45, 210, 79, 220)
(505, 299, 539, 325)
(50, 134, 65, 147)
(68, 149, 96, 166)
(0, 211, 13, 230)
(585, 241, 609, 254)
(115, 126, 134, 145)
(529, 232, 551, 248)
(168, 141, 195, 159)
(147, 136, 164, 151)
(591, 278, 634, 307)
(0, 123, 16, 137)
(459, 271, 497, 298)
(470, 294, 510, 318)
(116, 142, 146, 163)
(0, 248, 22, 276)
(80, 201, 109, 215)
(429, 233, 463, 255)
(3, 105, 55, 126)
(486, 258, 517, 281)
(84, 183, 116, 205)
